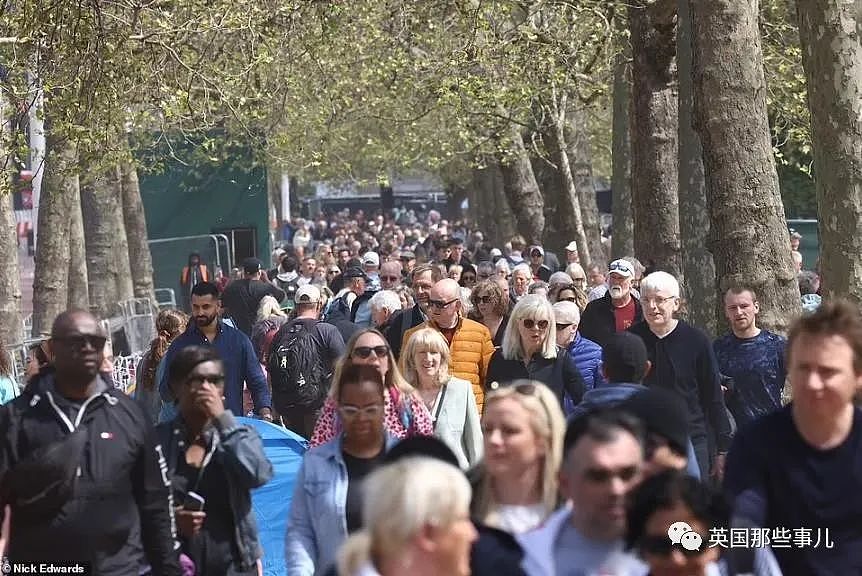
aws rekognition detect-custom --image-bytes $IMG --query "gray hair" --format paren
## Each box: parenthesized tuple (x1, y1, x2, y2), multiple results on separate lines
(640, 271, 680, 298)
(369, 290, 402, 313)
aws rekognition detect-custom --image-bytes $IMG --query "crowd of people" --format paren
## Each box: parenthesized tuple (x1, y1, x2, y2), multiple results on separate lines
(0, 207, 855, 576)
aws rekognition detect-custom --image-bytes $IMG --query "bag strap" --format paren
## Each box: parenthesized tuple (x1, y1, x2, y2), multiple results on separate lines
(432, 384, 448, 431)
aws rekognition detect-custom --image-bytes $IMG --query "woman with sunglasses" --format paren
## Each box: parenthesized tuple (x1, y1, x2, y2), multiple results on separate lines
(473, 381, 566, 534)
(287, 364, 399, 576)
(485, 295, 585, 410)
(625, 471, 781, 576)
(469, 280, 509, 348)
(309, 329, 433, 447)
(549, 281, 588, 312)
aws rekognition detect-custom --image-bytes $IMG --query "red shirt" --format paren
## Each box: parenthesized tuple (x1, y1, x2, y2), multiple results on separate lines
(613, 297, 637, 332)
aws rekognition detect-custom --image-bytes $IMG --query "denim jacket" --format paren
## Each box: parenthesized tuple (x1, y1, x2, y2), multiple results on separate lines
(156, 410, 274, 571)
(285, 433, 398, 576)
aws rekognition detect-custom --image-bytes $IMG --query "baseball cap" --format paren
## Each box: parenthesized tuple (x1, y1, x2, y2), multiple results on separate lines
(242, 257, 263, 275)
(530, 245, 544, 257)
(399, 250, 416, 261)
(362, 251, 380, 267)
(602, 332, 648, 383)
(552, 301, 580, 325)
(295, 284, 321, 304)
(490, 248, 502, 258)
(607, 258, 634, 278)
(565, 241, 579, 252)
(619, 388, 690, 457)
(342, 266, 370, 280)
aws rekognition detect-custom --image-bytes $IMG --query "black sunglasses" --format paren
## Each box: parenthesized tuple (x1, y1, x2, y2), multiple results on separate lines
(428, 298, 459, 310)
(476, 295, 496, 304)
(522, 318, 549, 330)
(353, 345, 390, 359)
(556, 323, 573, 331)
(639, 535, 705, 558)
(55, 334, 107, 350)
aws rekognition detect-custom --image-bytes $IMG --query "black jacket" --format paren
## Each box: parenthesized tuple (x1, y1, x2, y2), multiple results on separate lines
(579, 292, 644, 348)
(385, 303, 426, 360)
(0, 372, 181, 575)
(485, 348, 585, 408)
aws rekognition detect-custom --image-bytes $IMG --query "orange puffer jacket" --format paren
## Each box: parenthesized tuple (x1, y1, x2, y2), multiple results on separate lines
(402, 317, 496, 413)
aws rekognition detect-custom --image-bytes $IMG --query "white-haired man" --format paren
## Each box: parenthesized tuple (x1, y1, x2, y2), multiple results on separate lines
(579, 259, 644, 348)
(628, 271, 732, 481)
(510, 263, 532, 305)
(369, 290, 402, 332)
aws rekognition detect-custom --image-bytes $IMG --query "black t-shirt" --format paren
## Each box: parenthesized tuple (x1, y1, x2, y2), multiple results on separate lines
(221, 279, 286, 336)
(343, 448, 386, 533)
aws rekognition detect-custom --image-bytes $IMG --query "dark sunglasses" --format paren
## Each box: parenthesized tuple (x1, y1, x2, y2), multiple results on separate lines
(556, 323, 573, 331)
(353, 345, 390, 359)
(428, 298, 459, 310)
(476, 295, 496, 304)
(186, 374, 225, 387)
(522, 318, 549, 330)
(639, 535, 705, 558)
(55, 334, 107, 350)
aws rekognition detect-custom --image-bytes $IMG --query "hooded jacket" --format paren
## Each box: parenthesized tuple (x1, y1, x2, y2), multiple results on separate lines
(0, 371, 182, 575)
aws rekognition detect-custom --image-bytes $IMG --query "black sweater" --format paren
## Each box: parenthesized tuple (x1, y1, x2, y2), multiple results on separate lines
(628, 320, 732, 451)
(485, 348, 585, 409)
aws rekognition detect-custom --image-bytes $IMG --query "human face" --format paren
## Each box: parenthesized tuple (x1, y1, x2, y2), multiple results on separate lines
(413, 347, 442, 382)
(557, 288, 577, 304)
(351, 332, 391, 379)
(589, 268, 606, 288)
(789, 333, 862, 421)
(608, 273, 633, 301)
(52, 314, 106, 380)
(560, 433, 643, 540)
(177, 360, 225, 417)
(191, 294, 219, 328)
(413, 271, 434, 311)
(556, 322, 576, 348)
(428, 513, 478, 576)
(338, 250, 351, 266)
(429, 285, 460, 329)
(567, 250, 579, 264)
(496, 267, 509, 280)
(724, 291, 759, 335)
(791, 237, 800, 250)
(482, 396, 546, 479)
(450, 245, 464, 262)
(371, 306, 391, 328)
(379, 265, 402, 290)
(518, 315, 550, 354)
(642, 289, 679, 332)
(303, 258, 317, 276)
(639, 503, 719, 576)
(512, 271, 530, 295)
(570, 273, 587, 291)
(475, 290, 499, 319)
(461, 272, 477, 288)
(338, 379, 386, 446)
(530, 250, 543, 265)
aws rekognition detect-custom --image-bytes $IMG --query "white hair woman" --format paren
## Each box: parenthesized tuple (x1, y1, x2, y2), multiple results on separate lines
(485, 295, 585, 410)
(401, 328, 483, 469)
(473, 381, 566, 534)
(337, 457, 477, 576)
(565, 263, 588, 292)
(510, 263, 532, 302)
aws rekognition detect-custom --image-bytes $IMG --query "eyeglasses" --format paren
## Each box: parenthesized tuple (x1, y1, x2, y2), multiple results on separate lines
(572, 277, 586, 283)
(380, 275, 400, 282)
(54, 335, 108, 350)
(642, 295, 677, 308)
(638, 535, 705, 558)
(428, 298, 459, 310)
(186, 374, 225, 387)
(522, 318, 549, 330)
(327, 269, 340, 275)
(558, 297, 576, 303)
(352, 345, 390, 359)
(556, 323, 573, 331)
(338, 404, 384, 419)
(476, 295, 496, 304)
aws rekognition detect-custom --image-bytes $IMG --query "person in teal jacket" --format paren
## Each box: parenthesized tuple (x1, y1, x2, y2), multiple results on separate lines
(0, 344, 19, 405)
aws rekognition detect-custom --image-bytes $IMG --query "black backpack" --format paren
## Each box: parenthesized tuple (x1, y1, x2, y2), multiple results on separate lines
(267, 320, 329, 413)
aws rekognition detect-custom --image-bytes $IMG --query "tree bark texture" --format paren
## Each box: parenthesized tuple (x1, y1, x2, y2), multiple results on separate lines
(498, 126, 545, 246)
(471, 162, 514, 249)
(67, 175, 89, 310)
(797, 0, 862, 303)
(689, 0, 801, 334)
(568, 106, 607, 268)
(612, 43, 635, 259)
(32, 137, 74, 336)
(81, 168, 124, 319)
(112, 168, 135, 304)
(630, 0, 684, 278)
(677, 0, 717, 335)
(533, 151, 564, 254)
(0, 91, 21, 346)
(121, 161, 156, 303)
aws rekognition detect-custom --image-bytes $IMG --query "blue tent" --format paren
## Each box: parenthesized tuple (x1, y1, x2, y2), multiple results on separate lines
(238, 417, 307, 576)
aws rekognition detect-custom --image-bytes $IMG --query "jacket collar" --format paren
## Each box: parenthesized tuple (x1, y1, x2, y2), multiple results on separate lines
(316, 432, 399, 462)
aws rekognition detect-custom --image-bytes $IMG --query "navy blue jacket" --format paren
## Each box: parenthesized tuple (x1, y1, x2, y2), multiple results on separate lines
(159, 320, 272, 416)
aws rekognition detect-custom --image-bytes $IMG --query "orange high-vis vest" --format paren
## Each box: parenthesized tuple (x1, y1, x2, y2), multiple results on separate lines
(181, 264, 209, 285)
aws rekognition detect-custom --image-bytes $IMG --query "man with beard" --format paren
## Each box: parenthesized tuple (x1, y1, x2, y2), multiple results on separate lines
(579, 259, 644, 348)
(159, 282, 273, 423)
(714, 287, 786, 428)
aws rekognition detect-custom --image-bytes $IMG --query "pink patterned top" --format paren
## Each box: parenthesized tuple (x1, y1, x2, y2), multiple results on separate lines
(309, 387, 434, 447)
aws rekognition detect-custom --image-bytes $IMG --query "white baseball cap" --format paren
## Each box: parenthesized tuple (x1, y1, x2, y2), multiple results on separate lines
(295, 285, 321, 303)
(362, 251, 380, 267)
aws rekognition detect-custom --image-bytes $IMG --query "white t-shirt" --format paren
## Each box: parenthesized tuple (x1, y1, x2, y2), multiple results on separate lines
(494, 503, 547, 535)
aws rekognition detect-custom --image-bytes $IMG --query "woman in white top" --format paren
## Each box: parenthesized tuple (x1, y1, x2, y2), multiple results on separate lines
(401, 328, 483, 470)
(473, 380, 566, 534)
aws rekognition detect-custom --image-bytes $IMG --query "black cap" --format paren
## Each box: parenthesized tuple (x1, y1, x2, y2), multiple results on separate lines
(619, 388, 690, 456)
(342, 266, 369, 280)
(242, 257, 263, 275)
(602, 333, 649, 383)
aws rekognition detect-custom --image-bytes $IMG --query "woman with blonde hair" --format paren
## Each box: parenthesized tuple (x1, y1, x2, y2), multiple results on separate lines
(485, 295, 584, 410)
(473, 381, 566, 534)
(133, 309, 188, 423)
(251, 294, 289, 368)
(309, 328, 433, 447)
(401, 328, 483, 469)
(337, 457, 477, 576)
(565, 262, 588, 292)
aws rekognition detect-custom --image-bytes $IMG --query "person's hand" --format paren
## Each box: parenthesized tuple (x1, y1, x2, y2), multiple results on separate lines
(711, 452, 727, 482)
(259, 407, 273, 422)
(0, 505, 10, 556)
(176, 508, 206, 539)
(195, 382, 225, 420)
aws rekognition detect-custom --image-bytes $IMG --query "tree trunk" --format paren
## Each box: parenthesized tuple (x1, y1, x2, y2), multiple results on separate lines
(677, 0, 717, 335)
(0, 90, 21, 347)
(797, 0, 862, 303)
(612, 43, 635, 259)
(498, 126, 545, 246)
(81, 168, 123, 319)
(32, 136, 74, 336)
(568, 106, 607, 268)
(630, 0, 683, 278)
(113, 167, 135, 304)
(689, 0, 800, 334)
(121, 161, 156, 303)
(67, 176, 89, 310)
(533, 151, 563, 254)
(471, 162, 514, 249)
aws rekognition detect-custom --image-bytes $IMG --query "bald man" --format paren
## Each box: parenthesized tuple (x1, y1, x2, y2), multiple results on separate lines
(0, 310, 182, 573)
(402, 279, 495, 412)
